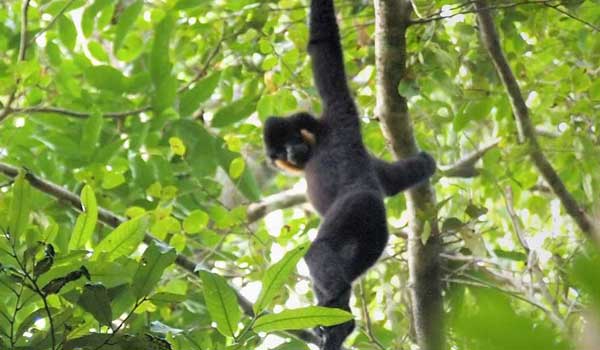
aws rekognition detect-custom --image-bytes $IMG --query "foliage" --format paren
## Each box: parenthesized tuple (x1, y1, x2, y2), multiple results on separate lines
(0, 0, 599, 349)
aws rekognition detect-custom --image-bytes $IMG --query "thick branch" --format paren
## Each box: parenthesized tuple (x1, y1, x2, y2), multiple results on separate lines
(0, 162, 320, 345)
(247, 189, 306, 223)
(475, 0, 600, 246)
(373, 1, 444, 349)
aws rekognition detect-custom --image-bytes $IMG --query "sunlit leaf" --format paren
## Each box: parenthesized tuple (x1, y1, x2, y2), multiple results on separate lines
(93, 216, 149, 260)
(114, 0, 143, 53)
(8, 171, 31, 239)
(68, 185, 98, 251)
(198, 270, 241, 337)
(253, 306, 353, 333)
(254, 243, 309, 314)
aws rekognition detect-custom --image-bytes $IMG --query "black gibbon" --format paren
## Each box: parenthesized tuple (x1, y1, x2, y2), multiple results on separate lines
(263, 0, 436, 349)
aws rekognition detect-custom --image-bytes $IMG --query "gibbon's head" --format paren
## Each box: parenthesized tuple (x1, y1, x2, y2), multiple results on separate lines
(263, 115, 317, 174)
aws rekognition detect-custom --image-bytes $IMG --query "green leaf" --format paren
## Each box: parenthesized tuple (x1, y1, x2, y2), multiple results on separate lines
(590, 79, 600, 100)
(150, 13, 174, 84)
(410, 0, 435, 18)
(8, 171, 32, 238)
(78, 283, 112, 326)
(257, 94, 274, 121)
(81, 0, 112, 37)
(254, 243, 309, 314)
(81, 6, 96, 38)
(179, 72, 221, 117)
(454, 100, 491, 132)
(174, 120, 218, 176)
(132, 241, 176, 299)
(198, 270, 242, 337)
(101, 172, 125, 189)
(276, 90, 298, 114)
(169, 136, 186, 156)
(153, 75, 177, 112)
(217, 140, 260, 201)
(211, 97, 256, 128)
(46, 41, 62, 66)
(150, 13, 177, 112)
(228, 157, 245, 179)
(397, 79, 420, 98)
(80, 113, 104, 158)
(465, 203, 488, 219)
(441, 217, 464, 233)
(92, 216, 149, 260)
(68, 185, 98, 251)
(571, 251, 600, 307)
(183, 210, 209, 234)
(58, 15, 77, 51)
(85, 65, 125, 92)
(114, 0, 143, 53)
(16, 307, 58, 337)
(253, 306, 353, 333)
(175, 0, 210, 10)
(87, 41, 109, 62)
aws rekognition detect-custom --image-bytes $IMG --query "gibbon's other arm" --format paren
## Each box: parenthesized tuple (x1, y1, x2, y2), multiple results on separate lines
(371, 152, 437, 196)
(307, 0, 352, 107)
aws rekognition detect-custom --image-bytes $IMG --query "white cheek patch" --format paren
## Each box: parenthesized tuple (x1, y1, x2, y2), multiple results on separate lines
(274, 159, 304, 175)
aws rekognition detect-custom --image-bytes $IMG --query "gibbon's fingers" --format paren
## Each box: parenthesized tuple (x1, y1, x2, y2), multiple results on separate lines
(274, 159, 304, 175)
(300, 129, 316, 146)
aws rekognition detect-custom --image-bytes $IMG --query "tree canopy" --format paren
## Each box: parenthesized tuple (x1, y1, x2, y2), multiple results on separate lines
(0, 0, 599, 349)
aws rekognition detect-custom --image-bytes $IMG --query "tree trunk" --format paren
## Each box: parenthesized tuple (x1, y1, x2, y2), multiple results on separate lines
(373, 1, 444, 349)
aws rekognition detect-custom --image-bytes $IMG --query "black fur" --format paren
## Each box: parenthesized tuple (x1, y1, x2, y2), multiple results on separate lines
(263, 1, 436, 349)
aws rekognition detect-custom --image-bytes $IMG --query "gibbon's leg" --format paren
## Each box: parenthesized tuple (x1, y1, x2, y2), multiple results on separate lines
(305, 191, 388, 350)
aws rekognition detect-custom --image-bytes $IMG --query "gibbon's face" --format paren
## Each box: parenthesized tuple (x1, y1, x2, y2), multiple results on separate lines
(264, 117, 316, 174)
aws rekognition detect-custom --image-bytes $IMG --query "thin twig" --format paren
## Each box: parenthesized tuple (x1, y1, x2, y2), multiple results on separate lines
(93, 298, 147, 350)
(31, 0, 77, 43)
(411, 0, 558, 25)
(439, 139, 500, 178)
(8, 283, 24, 348)
(544, 3, 600, 32)
(11, 106, 151, 119)
(503, 187, 566, 329)
(359, 280, 386, 350)
(7, 232, 57, 350)
(177, 34, 225, 93)
(503, 186, 530, 252)
(0, 0, 31, 123)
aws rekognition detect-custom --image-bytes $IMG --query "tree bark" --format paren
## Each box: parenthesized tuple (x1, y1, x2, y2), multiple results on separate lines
(373, 1, 444, 349)
(474, 0, 600, 247)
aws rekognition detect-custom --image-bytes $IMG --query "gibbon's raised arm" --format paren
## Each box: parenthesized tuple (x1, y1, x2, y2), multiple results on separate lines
(308, 0, 352, 107)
